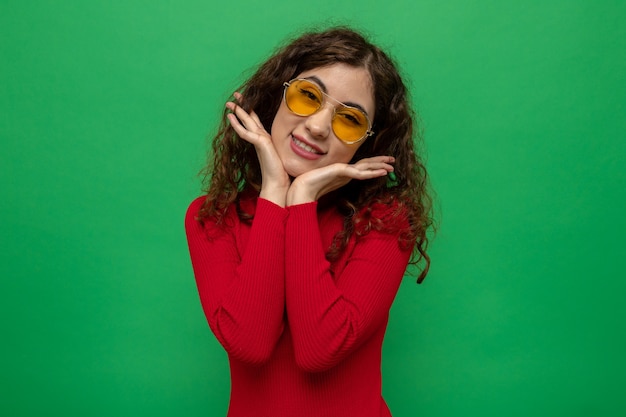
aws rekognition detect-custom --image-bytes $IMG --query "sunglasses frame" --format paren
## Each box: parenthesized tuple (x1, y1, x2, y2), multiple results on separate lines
(282, 78, 374, 144)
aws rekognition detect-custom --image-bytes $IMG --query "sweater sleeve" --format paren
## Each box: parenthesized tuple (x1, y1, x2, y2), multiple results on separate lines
(185, 196, 287, 365)
(285, 202, 412, 372)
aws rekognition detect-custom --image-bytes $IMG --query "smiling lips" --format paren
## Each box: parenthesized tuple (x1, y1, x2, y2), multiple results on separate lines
(290, 135, 325, 160)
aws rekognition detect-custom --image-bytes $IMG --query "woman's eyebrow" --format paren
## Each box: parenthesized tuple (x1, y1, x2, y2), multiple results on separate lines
(303, 75, 328, 92)
(302, 75, 370, 117)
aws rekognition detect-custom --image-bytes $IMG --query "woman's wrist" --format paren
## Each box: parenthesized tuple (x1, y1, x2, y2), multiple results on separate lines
(260, 183, 289, 207)
(286, 179, 317, 206)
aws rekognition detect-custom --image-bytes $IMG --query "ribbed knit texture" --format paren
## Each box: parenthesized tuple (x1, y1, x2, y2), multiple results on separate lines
(185, 195, 413, 417)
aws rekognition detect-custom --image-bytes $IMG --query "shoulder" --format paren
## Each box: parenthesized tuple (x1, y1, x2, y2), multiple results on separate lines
(185, 196, 208, 227)
(185, 195, 239, 242)
(185, 192, 260, 230)
(369, 199, 407, 220)
(359, 196, 409, 227)
(186, 196, 206, 215)
(185, 195, 233, 231)
(354, 197, 412, 246)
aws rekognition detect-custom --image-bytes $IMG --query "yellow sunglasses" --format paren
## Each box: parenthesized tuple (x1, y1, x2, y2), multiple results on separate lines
(282, 79, 374, 144)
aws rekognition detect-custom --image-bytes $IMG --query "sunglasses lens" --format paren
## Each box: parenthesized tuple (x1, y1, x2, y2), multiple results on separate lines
(333, 108, 369, 143)
(284, 79, 371, 143)
(285, 79, 322, 116)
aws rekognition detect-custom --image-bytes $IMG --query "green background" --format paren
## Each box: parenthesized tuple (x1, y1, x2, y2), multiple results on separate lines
(2, 1, 625, 416)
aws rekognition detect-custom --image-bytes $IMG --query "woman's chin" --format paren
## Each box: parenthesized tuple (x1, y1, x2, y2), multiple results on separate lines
(282, 161, 312, 179)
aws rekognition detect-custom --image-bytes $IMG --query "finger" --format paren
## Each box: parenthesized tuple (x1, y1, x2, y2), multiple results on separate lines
(227, 110, 270, 146)
(355, 155, 395, 165)
(227, 113, 252, 139)
(353, 161, 394, 173)
(351, 168, 390, 180)
(248, 109, 263, 126)
(227, 92, 265, 130)
(348, 167, 393, 179)
(226, 102, 259, 131)
(329, 164, 388, 181)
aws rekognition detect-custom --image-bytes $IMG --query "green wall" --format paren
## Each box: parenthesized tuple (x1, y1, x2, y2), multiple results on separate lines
(2, 1, 625, 416)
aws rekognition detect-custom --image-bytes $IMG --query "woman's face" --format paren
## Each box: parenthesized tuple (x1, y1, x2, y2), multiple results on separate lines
(270, 63, 375, 178)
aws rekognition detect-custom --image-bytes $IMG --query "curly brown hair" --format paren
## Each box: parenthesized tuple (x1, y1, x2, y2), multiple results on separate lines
(198, 26, 434, 283)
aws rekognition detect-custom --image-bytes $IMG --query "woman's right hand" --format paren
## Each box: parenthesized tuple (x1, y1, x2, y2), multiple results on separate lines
(226, 93, 290, 207)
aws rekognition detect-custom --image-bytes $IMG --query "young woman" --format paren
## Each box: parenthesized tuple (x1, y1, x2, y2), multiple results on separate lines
(185, 27, 433, 417)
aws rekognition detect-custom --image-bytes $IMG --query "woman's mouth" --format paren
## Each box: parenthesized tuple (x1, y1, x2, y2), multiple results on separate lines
(290, 135, 325, 160)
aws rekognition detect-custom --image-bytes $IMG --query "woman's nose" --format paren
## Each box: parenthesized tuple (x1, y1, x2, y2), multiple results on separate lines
(304, 105, 333, 139)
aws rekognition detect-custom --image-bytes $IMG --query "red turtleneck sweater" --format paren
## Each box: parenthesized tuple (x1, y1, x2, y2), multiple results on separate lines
(185, 195, 412, 417)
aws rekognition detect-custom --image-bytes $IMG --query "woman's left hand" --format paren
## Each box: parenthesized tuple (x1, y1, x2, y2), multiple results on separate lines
(226, 93, 291, 207)
(286, 156, 395, 206)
